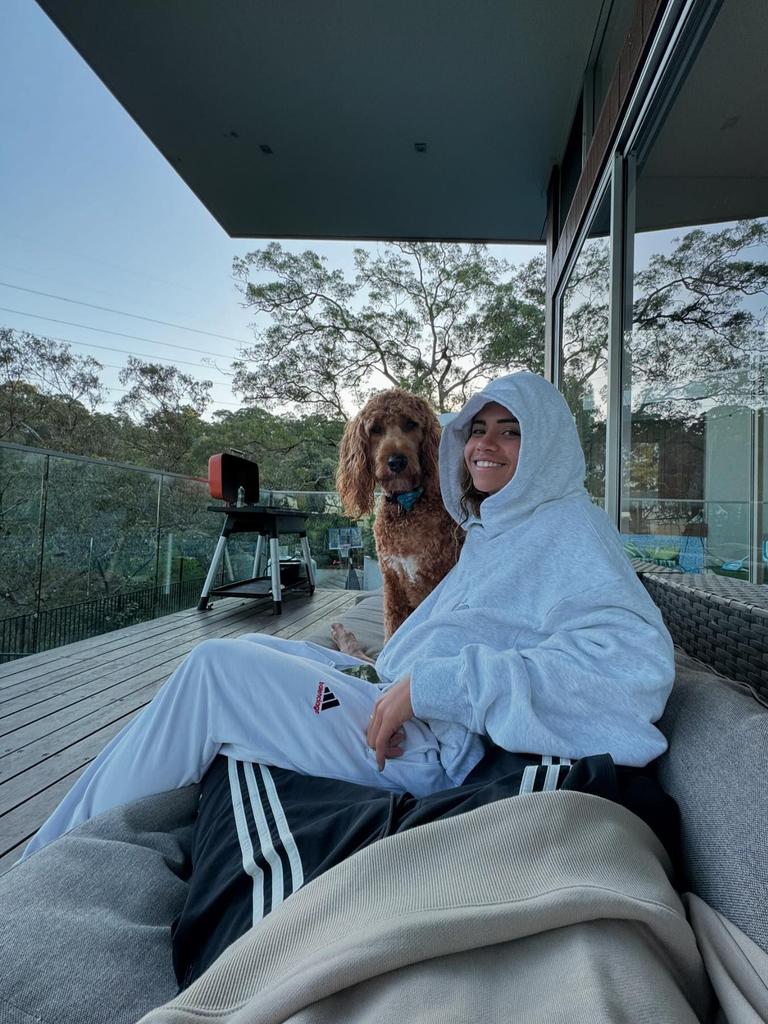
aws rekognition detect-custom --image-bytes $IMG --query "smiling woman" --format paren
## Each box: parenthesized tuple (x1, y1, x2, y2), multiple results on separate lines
(463, 402, 522, 496)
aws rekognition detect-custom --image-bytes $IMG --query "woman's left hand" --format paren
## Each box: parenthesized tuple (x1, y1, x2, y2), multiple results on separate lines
(367, 675, 413, 772)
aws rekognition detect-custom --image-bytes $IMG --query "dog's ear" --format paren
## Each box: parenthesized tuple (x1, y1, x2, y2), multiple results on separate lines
(420, 404, 443, 499)
(337, 413, 375, 518)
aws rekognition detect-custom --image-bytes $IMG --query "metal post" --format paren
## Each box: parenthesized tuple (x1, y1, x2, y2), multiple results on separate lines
(32, 454, 50, 654)
(269, 535, 282, 614)
(751, 405, 765, 585)
(152, 474, 163, 616)
(604, 153, 627, 527)
(300, 533, 316, 592)
(86, 536, 93, 598)
(164, 532, 174, 595)
(252, 534, 264, 578)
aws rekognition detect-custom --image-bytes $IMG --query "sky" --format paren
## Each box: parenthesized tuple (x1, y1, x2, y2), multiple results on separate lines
(0, 0, 538, 419)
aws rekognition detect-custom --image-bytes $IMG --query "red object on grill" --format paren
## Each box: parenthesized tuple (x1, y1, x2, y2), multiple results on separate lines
(208, 452, 260, 505)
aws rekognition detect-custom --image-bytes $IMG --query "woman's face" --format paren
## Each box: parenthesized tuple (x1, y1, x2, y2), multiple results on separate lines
(463, 401, 521, 495)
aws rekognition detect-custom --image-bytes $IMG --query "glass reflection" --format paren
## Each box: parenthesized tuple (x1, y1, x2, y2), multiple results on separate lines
(620, 0, 767, 582)
(560, 189, 612, 504)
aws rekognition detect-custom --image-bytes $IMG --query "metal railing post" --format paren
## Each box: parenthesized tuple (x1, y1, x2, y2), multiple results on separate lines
(152, 473, 163, 617)
(32, 454, 50, 654)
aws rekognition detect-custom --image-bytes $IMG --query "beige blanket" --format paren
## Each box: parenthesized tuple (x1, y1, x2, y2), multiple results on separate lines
(140, 790, 715, 1023)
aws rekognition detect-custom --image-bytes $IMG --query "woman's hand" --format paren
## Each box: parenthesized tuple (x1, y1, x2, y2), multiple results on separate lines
(366, 675, 413, 772)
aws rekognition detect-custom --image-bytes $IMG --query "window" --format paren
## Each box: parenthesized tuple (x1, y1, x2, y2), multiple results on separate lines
(620, 0, 768, 583)
(559, 188, 612, 505)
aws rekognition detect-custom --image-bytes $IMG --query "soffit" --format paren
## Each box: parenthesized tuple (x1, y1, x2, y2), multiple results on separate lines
(36, 0, 605, 243)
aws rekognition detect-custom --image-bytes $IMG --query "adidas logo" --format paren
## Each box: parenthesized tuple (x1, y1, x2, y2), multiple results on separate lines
(313, 682, 340, 714)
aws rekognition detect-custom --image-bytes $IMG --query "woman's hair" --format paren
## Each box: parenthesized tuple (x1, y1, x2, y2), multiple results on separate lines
(458, 461, 487, 523)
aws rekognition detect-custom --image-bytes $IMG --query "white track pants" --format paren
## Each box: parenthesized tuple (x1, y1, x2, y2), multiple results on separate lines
(23, 635, 452, 859)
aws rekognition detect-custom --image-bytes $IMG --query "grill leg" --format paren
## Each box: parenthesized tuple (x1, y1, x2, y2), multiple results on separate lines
(198, 532, 228, 611)
(300, 534, 316, 594)
(252, 534, 265, 578)
(269, 535, 282, 614)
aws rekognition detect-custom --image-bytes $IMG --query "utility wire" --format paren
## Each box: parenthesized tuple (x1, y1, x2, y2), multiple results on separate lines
(0, 280, 249, 345)
(102, 385, 245, 408)
(99, 361, 234, 388)
(3, 326, 230, 372)
(2, 230, 211, 299)
(0, 306, 230, 359)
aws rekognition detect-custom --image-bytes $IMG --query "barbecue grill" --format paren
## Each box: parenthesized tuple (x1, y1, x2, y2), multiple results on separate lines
(197, 452, 316, 614)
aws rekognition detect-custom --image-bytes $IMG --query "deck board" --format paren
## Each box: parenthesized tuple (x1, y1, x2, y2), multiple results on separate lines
(0, 588, 358, 872)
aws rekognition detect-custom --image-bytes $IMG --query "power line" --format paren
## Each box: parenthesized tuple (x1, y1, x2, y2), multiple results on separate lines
(9, 325, 233, 374)
(102, 385, 245, 408)
(99, 361, 233, 387)
(0, 306, 232, 359)
(0, 280, 249, 345)
(2, 229, 213, 299)
(2, 320, 237, 384)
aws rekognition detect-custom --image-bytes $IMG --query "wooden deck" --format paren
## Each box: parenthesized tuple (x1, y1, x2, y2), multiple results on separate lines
(0, 588, 359, 872)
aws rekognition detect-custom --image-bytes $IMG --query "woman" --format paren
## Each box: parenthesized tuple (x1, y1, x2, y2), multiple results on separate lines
(23, 371, 674, 859)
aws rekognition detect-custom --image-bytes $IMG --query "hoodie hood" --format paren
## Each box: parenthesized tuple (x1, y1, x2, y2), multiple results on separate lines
(440, 372, 587, 534)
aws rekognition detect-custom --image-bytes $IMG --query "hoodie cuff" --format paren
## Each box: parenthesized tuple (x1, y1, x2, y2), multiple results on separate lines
(410, 657, 473, 727)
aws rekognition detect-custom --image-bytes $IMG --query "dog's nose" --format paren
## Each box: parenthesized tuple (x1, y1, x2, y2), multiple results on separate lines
(388, 453, 407, 473)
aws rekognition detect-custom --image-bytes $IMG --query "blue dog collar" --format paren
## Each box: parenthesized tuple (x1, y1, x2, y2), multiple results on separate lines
(394, 487, 423, 511)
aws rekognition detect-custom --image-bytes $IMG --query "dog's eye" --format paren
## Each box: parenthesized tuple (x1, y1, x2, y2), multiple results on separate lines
(404, 419, 419, 432)
(369, 424, 383, 435)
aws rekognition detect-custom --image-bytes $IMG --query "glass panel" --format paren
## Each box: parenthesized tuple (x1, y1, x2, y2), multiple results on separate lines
(36, 458, 162, 647)
(0, 446, 369, 660)
(560, 189, 612, 505)
(621, 0, 768, 581)
(0, 446, 46, 660)
(265, 490, 374, 591)
(157, 473, 221, 613)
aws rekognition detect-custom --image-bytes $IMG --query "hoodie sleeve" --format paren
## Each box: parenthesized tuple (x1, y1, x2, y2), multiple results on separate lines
(409, 581, 675, 767)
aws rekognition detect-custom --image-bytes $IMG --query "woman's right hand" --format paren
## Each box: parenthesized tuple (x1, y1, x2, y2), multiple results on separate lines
(366, 675, 414, 771)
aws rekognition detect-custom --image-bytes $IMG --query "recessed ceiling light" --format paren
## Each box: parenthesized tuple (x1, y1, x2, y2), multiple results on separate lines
(260, 144, 274, 154)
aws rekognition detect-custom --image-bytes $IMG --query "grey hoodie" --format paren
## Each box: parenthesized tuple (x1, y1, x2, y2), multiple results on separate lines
(375, 372, 674, 784)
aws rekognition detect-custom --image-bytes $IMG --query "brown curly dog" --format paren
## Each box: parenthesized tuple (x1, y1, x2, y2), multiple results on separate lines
(335, 389, 464, 652)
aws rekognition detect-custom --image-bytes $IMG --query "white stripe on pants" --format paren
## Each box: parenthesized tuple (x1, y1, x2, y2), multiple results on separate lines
(23, 634, 452, 859)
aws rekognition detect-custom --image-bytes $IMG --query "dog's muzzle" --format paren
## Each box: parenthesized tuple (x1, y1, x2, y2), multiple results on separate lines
(387, 453, 408, 473)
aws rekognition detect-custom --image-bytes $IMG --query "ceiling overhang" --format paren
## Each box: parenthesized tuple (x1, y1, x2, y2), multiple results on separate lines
(36, 1, 606, 243)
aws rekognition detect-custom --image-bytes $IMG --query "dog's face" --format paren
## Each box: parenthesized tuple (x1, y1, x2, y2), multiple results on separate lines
(337, 389, 442, 517)
(363, 410, 426, 492)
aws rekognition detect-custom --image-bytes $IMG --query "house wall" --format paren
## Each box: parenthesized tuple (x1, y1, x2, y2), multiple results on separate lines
(545, 0, 768, 584)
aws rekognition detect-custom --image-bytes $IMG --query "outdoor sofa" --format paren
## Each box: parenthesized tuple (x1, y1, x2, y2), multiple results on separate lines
(1, 573, 767, 1023)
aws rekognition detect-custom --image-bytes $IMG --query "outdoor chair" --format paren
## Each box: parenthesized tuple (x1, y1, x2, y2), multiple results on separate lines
(1, 575, 767, 1023)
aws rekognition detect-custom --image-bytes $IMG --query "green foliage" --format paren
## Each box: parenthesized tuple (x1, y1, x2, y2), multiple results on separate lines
(193, 407, 345, 491)
(232, 241, 546, 415)
(3, 226, 766, 512)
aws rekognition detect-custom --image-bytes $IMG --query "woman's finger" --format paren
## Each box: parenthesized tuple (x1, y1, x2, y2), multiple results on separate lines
(375, 715, 400, 771)
(366, 703, 382, 748)
(384, 743, 404, 758)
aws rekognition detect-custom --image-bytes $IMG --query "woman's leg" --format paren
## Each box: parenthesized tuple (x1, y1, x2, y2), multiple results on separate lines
(23, 636, 449, 859)
(236, 632, 372, 669)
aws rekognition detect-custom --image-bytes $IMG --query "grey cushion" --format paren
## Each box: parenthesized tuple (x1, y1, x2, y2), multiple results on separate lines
(658, 650, 768, 953)
(303, 591, 386, 658)
(0, 785, 198, 1024)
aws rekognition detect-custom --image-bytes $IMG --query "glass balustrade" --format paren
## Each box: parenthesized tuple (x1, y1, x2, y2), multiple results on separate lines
(0, 442, 373, 661)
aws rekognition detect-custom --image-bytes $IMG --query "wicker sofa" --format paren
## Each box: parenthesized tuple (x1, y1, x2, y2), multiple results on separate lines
(640, 571, 768, 697)
(1, 573, 767, 1023)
